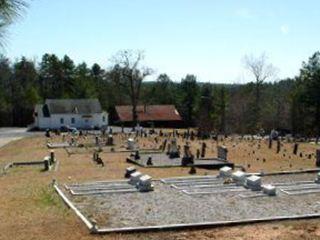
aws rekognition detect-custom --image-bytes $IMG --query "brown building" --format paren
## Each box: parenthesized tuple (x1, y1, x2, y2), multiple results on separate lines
(113, 105, 184, 127)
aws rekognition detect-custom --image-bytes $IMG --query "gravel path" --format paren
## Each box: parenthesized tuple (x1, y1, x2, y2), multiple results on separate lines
(65, 173, 320, 229)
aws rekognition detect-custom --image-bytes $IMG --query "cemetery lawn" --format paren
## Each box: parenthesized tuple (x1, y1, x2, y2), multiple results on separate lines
(0, 135, 320, 240)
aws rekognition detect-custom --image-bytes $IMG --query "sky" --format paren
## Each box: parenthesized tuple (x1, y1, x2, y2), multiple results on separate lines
(4, 0, 320, 83)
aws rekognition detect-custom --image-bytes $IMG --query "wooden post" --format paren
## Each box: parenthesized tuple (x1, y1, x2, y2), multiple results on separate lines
(196, 149, 200, 159)
(293, 143, 299, 155)
(201, 142, 206, 158)
(268, 138, 272, 149)
(44, 159, 50, 171)
(276, 140, 281, 154)
(50, 151, 55, 164)
(162, 139, 167, 152)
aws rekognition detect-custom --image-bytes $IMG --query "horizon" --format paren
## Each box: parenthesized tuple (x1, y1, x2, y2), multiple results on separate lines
(3, 0, 320, 83)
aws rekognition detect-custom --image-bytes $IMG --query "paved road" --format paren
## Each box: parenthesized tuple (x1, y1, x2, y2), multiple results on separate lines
(0, 128, 42, 148)
(0, 126, 139, 148)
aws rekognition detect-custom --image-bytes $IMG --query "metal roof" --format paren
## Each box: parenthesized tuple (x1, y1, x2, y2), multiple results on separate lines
(45, 99, 102, 114)
(115, 105, 182, 122)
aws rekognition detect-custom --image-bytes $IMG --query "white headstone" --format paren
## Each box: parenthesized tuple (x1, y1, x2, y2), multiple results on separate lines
(137, 175, 154, 192)
(129, 171, 142, 185)
(246, 175, 262, 191)
(232, 171, 246, 186)
(219, 166, 232, 178)
(127, 138, 136, 150)
(262, 184, 276, 196)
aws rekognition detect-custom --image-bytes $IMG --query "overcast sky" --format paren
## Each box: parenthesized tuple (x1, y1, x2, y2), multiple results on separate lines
(4, 0, 320, 83)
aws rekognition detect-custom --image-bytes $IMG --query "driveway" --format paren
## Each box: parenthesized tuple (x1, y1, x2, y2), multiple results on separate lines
(0, 128, 41, 148)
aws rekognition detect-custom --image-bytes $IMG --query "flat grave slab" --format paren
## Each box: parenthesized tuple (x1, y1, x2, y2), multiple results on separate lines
(65, 146, 162, 155)
(127, 153, 234, 169)
(57, 172, 320, 233)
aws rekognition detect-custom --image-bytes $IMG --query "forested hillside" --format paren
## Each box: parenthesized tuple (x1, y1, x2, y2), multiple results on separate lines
(0, 51, 319, 137)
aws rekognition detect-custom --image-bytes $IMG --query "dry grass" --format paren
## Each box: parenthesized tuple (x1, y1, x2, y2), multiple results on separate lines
(0, 134, 320, 240)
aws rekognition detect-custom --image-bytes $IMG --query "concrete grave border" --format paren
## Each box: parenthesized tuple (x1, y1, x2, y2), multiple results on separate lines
(54, 169, 320, 234)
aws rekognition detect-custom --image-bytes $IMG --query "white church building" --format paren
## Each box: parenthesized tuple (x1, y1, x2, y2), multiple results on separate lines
(33, 99, 108, 130)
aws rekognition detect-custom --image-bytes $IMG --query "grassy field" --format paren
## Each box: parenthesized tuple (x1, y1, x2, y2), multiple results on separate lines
(1, 134, 320, 240)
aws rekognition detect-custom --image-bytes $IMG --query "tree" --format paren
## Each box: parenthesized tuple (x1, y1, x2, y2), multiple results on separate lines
(142, 74, 176, 105)
(197, 83, 214, 137)
(12, 57, 38, 125)
(179, 74, 199, 126)
(297, 52, 320, 138)
(0, 54, 12, 125)
(61, 55, 76, 97)
(91, 63, 110, 109)
(216, 86, 227, 134)
(73, 62, 97, 98)
(39, 54, 64, 99)
(0, 0, 28, 46)
(110, 50, 153, 126)
(244, 53, 278, 129)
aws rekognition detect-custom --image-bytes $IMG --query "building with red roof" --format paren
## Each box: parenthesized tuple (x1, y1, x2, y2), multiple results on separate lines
(113, 105, 184, 127)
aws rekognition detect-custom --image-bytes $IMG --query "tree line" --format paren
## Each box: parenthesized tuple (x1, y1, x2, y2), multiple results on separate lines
(0, 50, 319, 137)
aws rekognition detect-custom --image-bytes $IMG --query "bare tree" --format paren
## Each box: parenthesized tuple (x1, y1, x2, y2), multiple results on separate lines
(111, 50, 153, 126)
(243, 53, 278, 129)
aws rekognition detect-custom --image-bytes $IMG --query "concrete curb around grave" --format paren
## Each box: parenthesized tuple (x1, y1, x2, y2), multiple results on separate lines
(94, 213, 320, 234)
(54, 170, 320, 234)
(1, 159, 57, 176)
(53, 184, 96, 232)
(126, 157, 237, 169)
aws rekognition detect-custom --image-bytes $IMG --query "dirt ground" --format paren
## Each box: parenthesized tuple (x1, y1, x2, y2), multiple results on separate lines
(1, 133, 320, 240)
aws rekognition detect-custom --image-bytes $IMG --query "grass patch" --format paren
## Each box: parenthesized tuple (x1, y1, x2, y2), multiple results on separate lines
(35, 185, 68, 214)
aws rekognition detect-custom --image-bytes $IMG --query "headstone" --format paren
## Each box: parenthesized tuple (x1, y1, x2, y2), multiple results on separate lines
(181, 145, 194, 166)
(268, 138, 272, 149)
(276, 140, 281, 153)
(137, 175, 154, 192)
(196, 149, 200, 159)
(293, 143, 299, 155)
(71, 137, 75, 146)
(246, 175, 262, 191)
(127, 138, 136, 150)
(189, 166, 196, 174)
(159, 130, 163, 137)
(232, 171, 246, 186)
(45, 129, 50, 138)
(146, 156, 153, 166)
(270, 129, 278, 140)
(190, 131, 195, 141)
(96, 157, 104, 167)
(161, 139, 167, 152)
(129, 171, 142, 185)
(134, 151, 140, 160)
(50, 151, 55, 164)
(95, 136, 99, 146)
(44, 157, 50, 171)
(219, 166, 232, 178)
(125, 167, 136, 178)
(106, 134, 114, 146)
(167, 139, 180, 158)
(316, 150, 320, 167)
(201, 142, 207, 158)
(217, 146, 228, 160)
(93, 152, 98, 162)
(263, 184, 277, 196)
